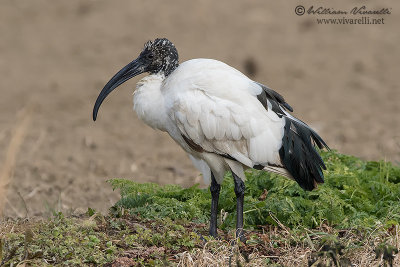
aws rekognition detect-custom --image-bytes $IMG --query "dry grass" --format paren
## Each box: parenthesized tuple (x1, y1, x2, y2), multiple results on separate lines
(178, 240, 274, 266)
(177, 225, 400, 267)
(0, 107, 32, 217)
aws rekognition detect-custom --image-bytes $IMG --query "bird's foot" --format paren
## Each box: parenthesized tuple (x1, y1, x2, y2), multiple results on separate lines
(235, 228, 247, 243)
(193, 230, 207, 243)
(193, 230, 222, 244)
(208, 229, 222, 241)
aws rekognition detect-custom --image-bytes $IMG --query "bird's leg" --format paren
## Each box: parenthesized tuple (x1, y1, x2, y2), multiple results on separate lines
(209, 172, 220, 238)
(232, 172, 246, 242)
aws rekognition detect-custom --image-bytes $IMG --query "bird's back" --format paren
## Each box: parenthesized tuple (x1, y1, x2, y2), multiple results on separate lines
(164, 59, 262, 96)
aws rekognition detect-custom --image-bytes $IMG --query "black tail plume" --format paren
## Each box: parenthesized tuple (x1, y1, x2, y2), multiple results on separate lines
(279, 116, 329, 191)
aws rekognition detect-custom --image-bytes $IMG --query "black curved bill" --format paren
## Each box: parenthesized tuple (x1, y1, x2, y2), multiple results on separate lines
(93, 59, 144, 121)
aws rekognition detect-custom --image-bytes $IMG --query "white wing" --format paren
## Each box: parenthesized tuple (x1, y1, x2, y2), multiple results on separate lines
(164, 59, 286, 168)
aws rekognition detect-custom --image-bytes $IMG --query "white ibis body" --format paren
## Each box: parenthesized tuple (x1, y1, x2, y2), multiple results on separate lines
(93, 38, 329, 240)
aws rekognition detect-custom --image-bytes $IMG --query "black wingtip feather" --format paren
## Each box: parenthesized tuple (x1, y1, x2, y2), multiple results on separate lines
(283, 102, 294, 112)
(279, 117, 328, 191)
(255, 82, 293, 113)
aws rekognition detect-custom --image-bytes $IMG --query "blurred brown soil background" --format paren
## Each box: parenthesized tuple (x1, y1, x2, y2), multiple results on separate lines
(0, 0, 399, 217)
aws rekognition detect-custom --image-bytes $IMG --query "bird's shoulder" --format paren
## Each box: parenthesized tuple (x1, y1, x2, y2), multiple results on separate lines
(176, 59, 253, 85)
(165, 59, 260, 101)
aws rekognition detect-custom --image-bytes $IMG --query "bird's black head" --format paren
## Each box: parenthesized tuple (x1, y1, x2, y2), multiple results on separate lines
(141, 38, 179, 76)
(93, 38, 179, 121)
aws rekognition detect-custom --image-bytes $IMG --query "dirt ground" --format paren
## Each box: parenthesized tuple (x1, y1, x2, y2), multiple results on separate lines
(0, 0, 399, 217)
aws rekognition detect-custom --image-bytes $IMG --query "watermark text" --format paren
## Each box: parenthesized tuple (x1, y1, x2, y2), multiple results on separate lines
(295, 5, 391, 25)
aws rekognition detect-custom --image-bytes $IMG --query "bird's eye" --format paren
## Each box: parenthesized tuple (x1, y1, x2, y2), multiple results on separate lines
(147, 53, 154, 60)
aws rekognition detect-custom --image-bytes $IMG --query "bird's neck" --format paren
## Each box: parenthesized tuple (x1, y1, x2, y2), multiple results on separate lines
(164, 61, 179, 76)
(153, 61, 178, 77)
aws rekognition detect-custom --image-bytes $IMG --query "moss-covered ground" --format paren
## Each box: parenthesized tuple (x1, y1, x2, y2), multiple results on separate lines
(1, 150, 399, 266)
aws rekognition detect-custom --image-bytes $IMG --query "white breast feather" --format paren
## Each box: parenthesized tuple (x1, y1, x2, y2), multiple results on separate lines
(133, 74, 169, 131)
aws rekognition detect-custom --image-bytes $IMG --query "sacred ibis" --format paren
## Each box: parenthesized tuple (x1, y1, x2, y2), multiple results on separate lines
(93, 38, 329, 240)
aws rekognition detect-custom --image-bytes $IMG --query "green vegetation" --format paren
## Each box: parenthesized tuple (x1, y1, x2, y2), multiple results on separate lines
(0, 212, 204, 266)
(1, 150, 399, 266)
(110, 150, 400, 231)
